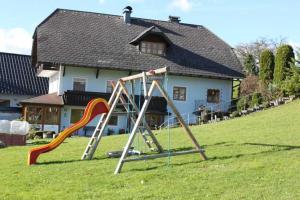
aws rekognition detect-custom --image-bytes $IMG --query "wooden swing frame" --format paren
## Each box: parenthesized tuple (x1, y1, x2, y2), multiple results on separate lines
(81, 67, 207, 174)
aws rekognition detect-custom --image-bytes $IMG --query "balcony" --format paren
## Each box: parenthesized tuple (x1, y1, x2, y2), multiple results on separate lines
(63, 90, 168, 114)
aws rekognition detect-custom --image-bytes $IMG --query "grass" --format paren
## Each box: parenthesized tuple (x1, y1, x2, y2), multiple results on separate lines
(0, 100, 300, 200)
(232, 80, 240, 99)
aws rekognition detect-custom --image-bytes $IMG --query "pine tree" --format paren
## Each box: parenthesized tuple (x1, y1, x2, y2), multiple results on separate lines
(259, 49, 275, 83)
(273, 45, 295, 85)
(243, 54, 256, 75)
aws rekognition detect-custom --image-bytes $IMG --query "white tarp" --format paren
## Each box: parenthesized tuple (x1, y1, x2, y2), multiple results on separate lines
(0, 120, 10, 134)
(0, 120, 30, 135)
(10, 121, 30, 135)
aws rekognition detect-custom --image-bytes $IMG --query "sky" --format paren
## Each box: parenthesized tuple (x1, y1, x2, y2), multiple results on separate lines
(0, 0, 299, 55)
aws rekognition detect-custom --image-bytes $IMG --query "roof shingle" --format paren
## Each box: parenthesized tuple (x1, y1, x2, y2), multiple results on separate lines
(0, 52, 48, 95)
(33, 9, 244, 79)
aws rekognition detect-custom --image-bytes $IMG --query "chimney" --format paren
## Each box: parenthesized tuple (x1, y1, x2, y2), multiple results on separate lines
(169, 16, 181, 23)
(123, 6, 133, 24)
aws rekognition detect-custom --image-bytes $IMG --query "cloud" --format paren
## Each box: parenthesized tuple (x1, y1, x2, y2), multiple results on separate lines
(99, 0, 105, 4)
(169, 0, 192, 12)
(0, 28, 32, 55)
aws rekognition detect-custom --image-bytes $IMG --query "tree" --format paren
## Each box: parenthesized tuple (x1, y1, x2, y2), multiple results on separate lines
(243, 54, 257, 75)
(281, 58, 300, 96)
(273, 45, 295, 85)
(235, 37, 286, 63)
(259, 49, 275, 83)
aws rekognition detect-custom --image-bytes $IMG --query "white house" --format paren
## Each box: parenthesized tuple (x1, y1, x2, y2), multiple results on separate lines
(21, 7, 244, 135)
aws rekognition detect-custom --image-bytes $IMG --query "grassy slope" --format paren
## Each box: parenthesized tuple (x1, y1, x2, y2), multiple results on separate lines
(0, 100, 299, 200)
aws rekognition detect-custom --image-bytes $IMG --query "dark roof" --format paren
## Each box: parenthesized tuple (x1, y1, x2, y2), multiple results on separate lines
(129, 26, 172, 46)
(0, 52, 48, 95)
(33, 9, 244, 79)
(21, 93, 63, 105)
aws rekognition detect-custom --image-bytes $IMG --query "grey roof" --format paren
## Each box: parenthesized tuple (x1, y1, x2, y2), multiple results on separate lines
(0, 52, 48, 95)
(33, 9, 244, 79)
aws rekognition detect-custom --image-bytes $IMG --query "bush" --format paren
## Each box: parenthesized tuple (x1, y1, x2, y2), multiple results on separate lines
(240, 75, 260, 96)
(259, 49, 275, 83)
(0, 140, 6, 148)
(273, 45, 294, 85)
(250, 93, 262, 108)
(281, 65, 300, 96)
(237, 96, 248, 112)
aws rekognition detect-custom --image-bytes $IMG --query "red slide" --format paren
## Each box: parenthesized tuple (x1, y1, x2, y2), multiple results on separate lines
(28, 98, 109, 165)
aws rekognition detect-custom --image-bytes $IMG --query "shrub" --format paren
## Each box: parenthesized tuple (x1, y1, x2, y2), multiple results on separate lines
(0, 140, 6, 148)
(273, 45, 294, 85)
(240, 75, 259, 96)
(237, 96, 248, 112)
(281, 64, 300, 96)
(250, 93, 262, 108)
(259, 49, 275, 83)
(243, 54, 257, 75)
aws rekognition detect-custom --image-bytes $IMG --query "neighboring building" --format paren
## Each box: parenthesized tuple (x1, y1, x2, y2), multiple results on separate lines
(0, 52, 48, 120)
(23, 7, 244, 135)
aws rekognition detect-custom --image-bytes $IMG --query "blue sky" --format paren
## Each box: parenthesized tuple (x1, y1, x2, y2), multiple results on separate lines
(0, 0, 299, 54)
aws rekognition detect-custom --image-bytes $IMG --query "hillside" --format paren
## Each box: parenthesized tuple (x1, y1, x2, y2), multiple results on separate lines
(0, 100, 299, 200)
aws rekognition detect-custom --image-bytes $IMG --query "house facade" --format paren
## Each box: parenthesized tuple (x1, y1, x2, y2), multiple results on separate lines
(23, 7, 244, 135)
(0, 52, 48, 120)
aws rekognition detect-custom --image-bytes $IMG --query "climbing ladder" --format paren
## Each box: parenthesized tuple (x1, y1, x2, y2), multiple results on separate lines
(82, 67, 207, 174)
(81, 79, 163, 160)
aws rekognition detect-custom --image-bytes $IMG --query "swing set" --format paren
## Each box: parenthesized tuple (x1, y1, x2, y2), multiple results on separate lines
(81, 67, 207, 174)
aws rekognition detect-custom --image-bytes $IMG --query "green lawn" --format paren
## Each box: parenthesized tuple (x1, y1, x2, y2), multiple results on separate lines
(1, 100, 300, 200)
(232, 80, 240, 99)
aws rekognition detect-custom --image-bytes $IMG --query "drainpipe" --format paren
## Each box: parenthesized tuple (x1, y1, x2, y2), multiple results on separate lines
(58, 65, 64, 96)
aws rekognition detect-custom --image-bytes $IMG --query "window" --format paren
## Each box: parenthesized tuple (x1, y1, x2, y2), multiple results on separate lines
(73, 78, 86, 91)
(26, 106, 43, 124)
(140, 41, 165, 55)
(70, 109, 84, 124)
(106, 80, 113, 93)
(173, 87, 186, 101)
(44, 107, 60, 124)
(108, 115, 118, 126)
(207, 89, 220, 103)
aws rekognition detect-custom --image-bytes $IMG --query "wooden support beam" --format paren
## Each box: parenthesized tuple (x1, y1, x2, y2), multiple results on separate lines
(120, 67, 168, 82)
(82, 82, 123, 160)
(119, 82, 163, 153)
(123, 149, 205, 162)
(142, 72, 148, 97)
(154, 80, 207, 161)
(114, 81, 156, 174)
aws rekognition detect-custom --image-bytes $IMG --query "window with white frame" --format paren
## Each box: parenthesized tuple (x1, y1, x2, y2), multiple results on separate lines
(207, 89, 220, 103)
(140, 41, 165, 55)
(73, 78, 86, 91)
(173, 86, 186, 101)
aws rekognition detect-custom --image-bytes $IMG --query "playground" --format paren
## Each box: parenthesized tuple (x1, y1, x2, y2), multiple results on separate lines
(1, 100, 299, 199)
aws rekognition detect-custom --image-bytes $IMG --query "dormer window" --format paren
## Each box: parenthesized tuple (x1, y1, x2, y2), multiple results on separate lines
(140, 41, 165, 55)
(130, 26, 172, 56)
